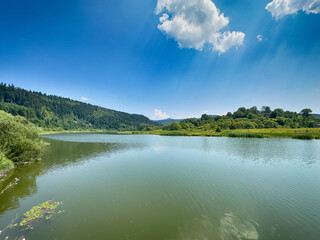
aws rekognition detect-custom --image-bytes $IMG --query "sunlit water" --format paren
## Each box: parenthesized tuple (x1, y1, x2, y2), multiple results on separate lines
(1, 134, 320, 240)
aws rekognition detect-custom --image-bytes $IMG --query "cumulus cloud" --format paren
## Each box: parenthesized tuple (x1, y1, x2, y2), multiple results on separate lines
(154, 109, 170, 120)
(81, 96, 89, 101)
(266, 0, 320, 19)
(257, 34, 263, 42)
(155, 0, 245, 53)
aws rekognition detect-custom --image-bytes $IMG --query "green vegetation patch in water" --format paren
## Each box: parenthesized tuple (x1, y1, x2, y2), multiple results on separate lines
(227, 132, 264, 138)
(292, 134, 315, 140)
(19, 200, 63, 229)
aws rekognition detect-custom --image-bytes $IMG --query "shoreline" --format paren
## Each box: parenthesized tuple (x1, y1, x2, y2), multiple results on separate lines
(40, 128, 320, 140)
(3, 128, 318, 173)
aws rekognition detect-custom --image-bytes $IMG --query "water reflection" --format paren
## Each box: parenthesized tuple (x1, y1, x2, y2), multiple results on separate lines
(43, 134, 320, 165)
(176, 213, 259, 240)
(0, 134, 319, 240)
(219, 212, 259, 240)
(0, 138, 132, 215)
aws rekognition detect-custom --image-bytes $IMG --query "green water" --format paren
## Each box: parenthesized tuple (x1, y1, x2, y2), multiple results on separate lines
(1, 134, 320, 240)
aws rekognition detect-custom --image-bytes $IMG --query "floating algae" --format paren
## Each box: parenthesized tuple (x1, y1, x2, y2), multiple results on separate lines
(19, 200, 63, 229)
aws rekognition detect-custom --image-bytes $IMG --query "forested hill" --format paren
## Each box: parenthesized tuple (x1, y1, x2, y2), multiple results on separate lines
(155, 118, 183, 125)
(0, 83, 157, 130)
(170, 107, 320, 130)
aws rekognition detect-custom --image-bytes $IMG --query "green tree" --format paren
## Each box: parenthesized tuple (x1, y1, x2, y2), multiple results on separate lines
(165, 122, 182, 131)
(301, 108, 312, 117)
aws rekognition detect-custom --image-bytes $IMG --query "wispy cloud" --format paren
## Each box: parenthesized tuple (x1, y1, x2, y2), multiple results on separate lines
(155, 0, 245, 53)
(266, 0, 320, 19)
(153, 109, 170, 120)
(81, 96, 89, 101)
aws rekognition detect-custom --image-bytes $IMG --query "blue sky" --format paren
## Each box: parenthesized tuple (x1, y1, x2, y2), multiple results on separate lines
(0, 0, 319, 119)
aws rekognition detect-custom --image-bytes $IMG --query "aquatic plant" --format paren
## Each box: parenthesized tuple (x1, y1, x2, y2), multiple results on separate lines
(0, 200, 63, 240)
(0, 175, 19, 196)
(19, 200, 63, 229)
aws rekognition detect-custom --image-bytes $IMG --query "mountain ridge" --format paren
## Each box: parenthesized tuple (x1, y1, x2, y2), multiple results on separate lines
(0, 83, 157, 130)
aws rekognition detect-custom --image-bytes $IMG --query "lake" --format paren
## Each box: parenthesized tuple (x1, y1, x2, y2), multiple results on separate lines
(1, 134, 320, 240)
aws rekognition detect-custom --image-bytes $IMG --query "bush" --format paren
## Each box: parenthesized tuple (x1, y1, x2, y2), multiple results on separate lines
(0, 152, 14, 171)
(0, 110, 46, 164)
(163, 122, 182, 131)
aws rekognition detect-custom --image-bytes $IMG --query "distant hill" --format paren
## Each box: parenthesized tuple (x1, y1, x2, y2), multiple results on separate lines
(314, 114, 320, 118)
(155, 118, 183, 125)
(0, 83, 157, 130)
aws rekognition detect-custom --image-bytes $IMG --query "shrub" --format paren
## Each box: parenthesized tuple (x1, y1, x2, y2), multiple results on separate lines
(0, 110, 46, 164)
(0, 152, 14, 171)
(163, 122, 182, 131)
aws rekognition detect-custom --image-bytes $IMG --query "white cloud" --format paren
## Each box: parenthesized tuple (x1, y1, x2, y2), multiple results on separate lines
(154, 109, 170, 120)
(257, 34, 263, 42)
(155, 0, 245, 53)
(81, 96, 89, 101)
(266, 0, 320, 19)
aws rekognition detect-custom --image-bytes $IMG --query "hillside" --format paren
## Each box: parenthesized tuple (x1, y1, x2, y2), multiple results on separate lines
(0, 83, 157, 131)
(155, 118, 183, 125)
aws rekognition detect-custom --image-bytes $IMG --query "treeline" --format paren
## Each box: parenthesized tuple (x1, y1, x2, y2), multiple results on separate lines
(140, 106, 320, 131)
(0, 83, 157, 130)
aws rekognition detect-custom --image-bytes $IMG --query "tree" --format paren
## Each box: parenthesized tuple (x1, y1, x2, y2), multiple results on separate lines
(261, 106, 271, 114)
(270, 108, 284, 118)
(165, 122, 182, 131)
(201, 114, 210, 121)
(301, 108, 312, 117)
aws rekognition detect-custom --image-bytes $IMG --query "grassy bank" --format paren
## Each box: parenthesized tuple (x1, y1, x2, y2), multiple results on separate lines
(39, 128, 119, 135)
(127, 128, 320, 139)
(40, 127, 320, 140)
(39, 129, 132, 136)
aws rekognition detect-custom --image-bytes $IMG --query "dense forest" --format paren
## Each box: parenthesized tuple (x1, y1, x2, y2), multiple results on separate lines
(140, 106, 320, 132)
(0, 83, 157, 131)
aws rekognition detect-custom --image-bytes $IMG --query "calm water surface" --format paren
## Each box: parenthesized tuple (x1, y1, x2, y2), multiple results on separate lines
(1, 134, 320, 240)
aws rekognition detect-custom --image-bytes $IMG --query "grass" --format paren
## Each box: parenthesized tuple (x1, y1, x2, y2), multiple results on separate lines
(129, 128, 320, 140)
(39, 127, 320, 140)
(40, 128, 121, 135)
(226, 132, 264, 138)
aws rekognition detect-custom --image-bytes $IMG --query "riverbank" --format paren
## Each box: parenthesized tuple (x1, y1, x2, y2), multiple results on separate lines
(40, 128, 320, 140)
(128, 128, 320, 140)
(40, 129, 119, 135)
